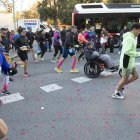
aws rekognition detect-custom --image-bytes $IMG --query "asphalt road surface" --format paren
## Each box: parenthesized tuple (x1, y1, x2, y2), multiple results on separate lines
(1, 48, 140, 140)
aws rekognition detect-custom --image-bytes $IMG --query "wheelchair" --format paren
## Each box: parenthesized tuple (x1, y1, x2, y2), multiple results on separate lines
(84, 57, 119, 78)
(84, 58, 107, 78)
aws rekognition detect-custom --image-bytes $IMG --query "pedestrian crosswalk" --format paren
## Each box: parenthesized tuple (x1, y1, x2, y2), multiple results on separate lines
(0, 71, 119, 105)
(0, 93, 24, 104)
(71, 77, 92, 83)
(40, 84, 63, 93)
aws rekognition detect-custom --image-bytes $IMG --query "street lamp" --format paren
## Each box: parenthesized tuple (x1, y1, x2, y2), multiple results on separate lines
(12, 0, 16, 31)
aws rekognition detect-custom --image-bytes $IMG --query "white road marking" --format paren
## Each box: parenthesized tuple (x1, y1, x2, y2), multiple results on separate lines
(101, 71, 118, 76)
(71, 77, 92, 83)
(40, 84, 63, 93)
(0, 93, 24, 104)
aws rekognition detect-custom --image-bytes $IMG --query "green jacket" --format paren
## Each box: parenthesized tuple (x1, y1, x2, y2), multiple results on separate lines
(120, 32, 140, 69)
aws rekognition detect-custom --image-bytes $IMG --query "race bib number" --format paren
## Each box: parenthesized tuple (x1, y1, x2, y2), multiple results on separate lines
(69, 48, 74, 53)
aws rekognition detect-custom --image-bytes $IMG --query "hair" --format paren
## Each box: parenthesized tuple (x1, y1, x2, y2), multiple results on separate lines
(0, 28, 6, 32)
(86, 41, 92, 47)
(18, 28, 26, 34)
(130, 23, 140, 31)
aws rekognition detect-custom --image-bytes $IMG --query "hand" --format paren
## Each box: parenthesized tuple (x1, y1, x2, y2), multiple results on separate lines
(0, 119, 8, 139)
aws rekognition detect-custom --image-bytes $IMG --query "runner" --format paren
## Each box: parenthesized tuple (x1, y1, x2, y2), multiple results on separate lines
(0, 52, 17, 94)
(112, 23, 140, 99)
(55, 26, 79, 73)
(51, 30, 62, 63)
(26, 27, 38, 62)
(14, 28, 30, 77)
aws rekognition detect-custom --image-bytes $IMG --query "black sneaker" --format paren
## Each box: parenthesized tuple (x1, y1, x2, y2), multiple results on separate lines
(112, 90, 124, 99)
(110, 66, 118, 72)
(9, 77, 14, 82)
(2, 90, 11, 95)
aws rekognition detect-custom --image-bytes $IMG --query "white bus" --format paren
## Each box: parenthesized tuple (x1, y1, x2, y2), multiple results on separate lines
(72, 3, 140, 33)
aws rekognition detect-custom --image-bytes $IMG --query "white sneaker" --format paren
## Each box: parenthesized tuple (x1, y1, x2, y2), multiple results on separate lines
(112, 90, 124, 99)
(40, 58, 44, 61)
(120, 88, 125, 96)
(118, 51, 121, 54)
(51, 59, 57, 63)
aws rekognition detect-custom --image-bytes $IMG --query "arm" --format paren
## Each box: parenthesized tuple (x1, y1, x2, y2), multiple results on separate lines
(124, 38, 140, 57)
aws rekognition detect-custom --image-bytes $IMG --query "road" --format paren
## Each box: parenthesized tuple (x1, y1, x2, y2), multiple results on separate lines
(1, 48, 140, 140)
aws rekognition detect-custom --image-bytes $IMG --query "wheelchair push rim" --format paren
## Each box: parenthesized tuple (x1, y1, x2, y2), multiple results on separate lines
(84, 61, 101, 78)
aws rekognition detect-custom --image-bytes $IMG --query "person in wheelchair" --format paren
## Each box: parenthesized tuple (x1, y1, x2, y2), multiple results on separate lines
(84, 42, 118, 71)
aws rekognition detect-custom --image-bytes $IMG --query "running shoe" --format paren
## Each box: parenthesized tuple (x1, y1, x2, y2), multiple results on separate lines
(55, 67, 62, 73)
(70, 68, 79, 73)
(2, 90, 11, 95)
(51, 59, 57, 63)
(24, 72, 30, 77)
(34, 60, 39, 63)
(120, 88, 125, 96)
(112, 90, 124, 99)
(40, 58, 45, 61)
(9, 77, 14, 82)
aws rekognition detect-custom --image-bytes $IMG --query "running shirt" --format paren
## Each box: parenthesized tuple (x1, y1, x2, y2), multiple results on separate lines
(0, 53, 10, 73)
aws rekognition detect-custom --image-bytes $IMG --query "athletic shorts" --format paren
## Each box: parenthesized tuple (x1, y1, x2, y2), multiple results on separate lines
(121, 67, 136, 76)
(62, 48, 75, 58)
(17, 50, 28, 61)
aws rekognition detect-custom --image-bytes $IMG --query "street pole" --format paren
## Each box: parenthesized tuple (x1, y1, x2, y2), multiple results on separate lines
(12, 0, 16, 31)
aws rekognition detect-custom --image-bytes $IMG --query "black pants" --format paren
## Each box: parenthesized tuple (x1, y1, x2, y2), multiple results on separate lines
(110, 45, 114, 53)
(37, 43, 46, 58)
(54, 45, 62, 57)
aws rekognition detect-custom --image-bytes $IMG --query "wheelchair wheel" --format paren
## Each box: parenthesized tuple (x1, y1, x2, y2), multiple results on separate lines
(119, 69, 122, 77)
(84, 61, 101, 78)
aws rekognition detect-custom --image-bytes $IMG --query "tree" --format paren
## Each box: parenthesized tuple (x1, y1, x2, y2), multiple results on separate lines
(37, 0, 104, 25)
(21, 3, 39, 19)
(37, 0, 58, 25)
(108, 0, 139, 3)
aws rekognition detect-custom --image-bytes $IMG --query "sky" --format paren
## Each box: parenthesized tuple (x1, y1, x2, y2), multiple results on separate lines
(15, 0, 38, 11)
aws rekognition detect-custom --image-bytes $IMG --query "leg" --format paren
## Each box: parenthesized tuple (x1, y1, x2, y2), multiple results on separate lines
(56, 47, 68, 70)
(69, 50, 79, 73)
(58, 45, 63, 58)
(116, 75, 129, 91)
(53, 46, 59, 59)
(23, 60, 28, 74)
(124, 68, 139, 85)
(40, 51, 45, 58)
(101, 44, 105, 54)
(30, 48, 36, 60)
(100, 54, 114, 68)
(71, 54, 77, 69)
(2, 75, 9, 91)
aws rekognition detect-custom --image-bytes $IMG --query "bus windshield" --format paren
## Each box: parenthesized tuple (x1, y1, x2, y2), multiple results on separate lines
(72, 3, 140, 33)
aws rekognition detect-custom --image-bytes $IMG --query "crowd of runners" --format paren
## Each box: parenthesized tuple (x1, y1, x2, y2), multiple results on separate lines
(0, 24, 139, 95)
(0, 22, 140, 138)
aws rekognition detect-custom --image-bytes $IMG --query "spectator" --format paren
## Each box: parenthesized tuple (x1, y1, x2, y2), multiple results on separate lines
(0, 28, 11, 53)
(60, 26, 66, 47)
(109, 35, 114, 53)
(26, 27, 38, 62)
(100, 33, 108, 54)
